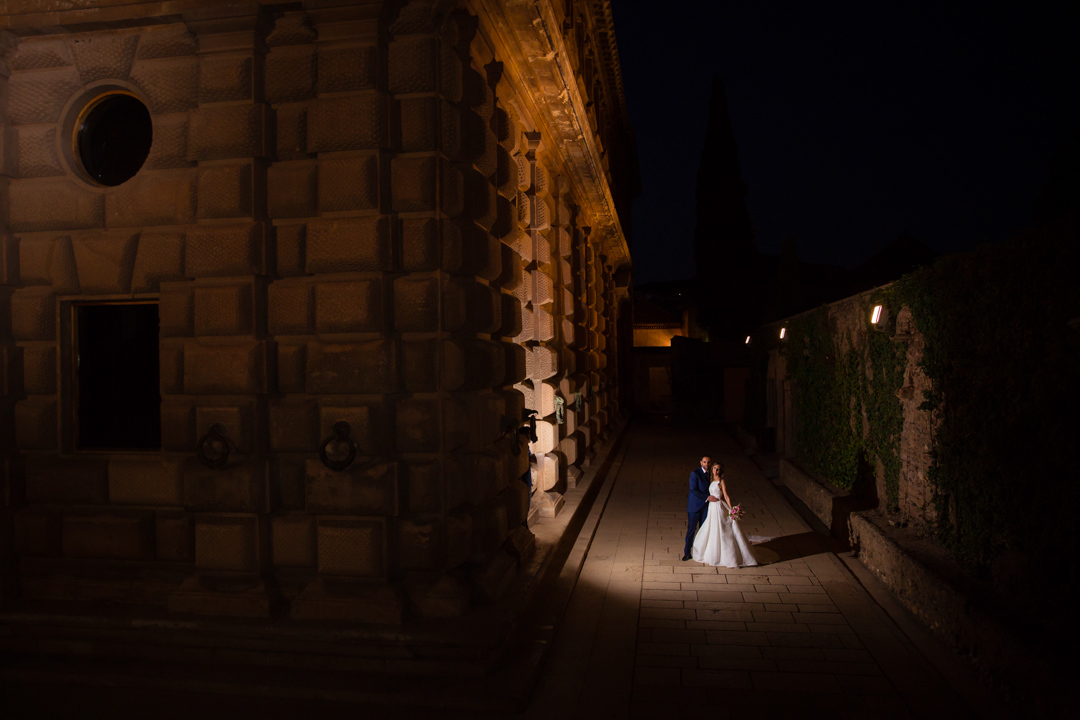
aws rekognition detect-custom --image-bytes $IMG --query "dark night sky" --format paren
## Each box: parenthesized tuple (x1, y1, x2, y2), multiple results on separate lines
(612, 1, 1080, 285)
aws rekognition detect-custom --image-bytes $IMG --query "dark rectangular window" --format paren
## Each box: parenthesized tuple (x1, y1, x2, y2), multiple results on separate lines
(75, 302, 161, 450)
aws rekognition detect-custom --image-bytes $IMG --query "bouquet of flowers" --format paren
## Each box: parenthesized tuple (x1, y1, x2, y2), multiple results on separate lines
(729, 504, 745, 521)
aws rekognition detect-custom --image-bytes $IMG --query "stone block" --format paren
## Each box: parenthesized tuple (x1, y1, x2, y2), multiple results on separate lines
(275, 103, 309, 160)
(458, 225, 501, 280)
(404, 572, 470, 618)
(463, 169, 497, 230)
(158, 336, 184, 391)
(461, 339, 505, 390)
(441, 339, 464, 391)
(318, 402, 389, 458)
(109, 457, 183, 506)
(24, 456, 109, 504)
(268, 279, 314, 335)
(130, 56, 200, 113)
(10, 38, 72, 71)
(195, 402, 258, 456)
(305, 215, 390, 273)
(136, 24, 196, 59)
(465, 281, 501, 334)
(199, 54, 252, 104)
(290, 578, 402, 623)
(1, 343, 25, 398)
(195, 514, 260, 572)
(183, 340, 268, 394)
(527, 345, 559, 380)
(274, 456, 307, 511)
(155, 511, 194, 562)
(306, 339, 397, 394)
(398, 516, 444, 571)
(21, 343, 56, 395)
(69, 231, 139, 294)
(498, 294, 522, 338)
(160, 400, 195, 450)
(446, 512, 472, 569)
(315, 278, 383, 333)
(17, 125, 62, 178)
(318, 45, 377, 93)
(406, 460, 443, 514)
(470, 547, 516, 602)
(275, 224, 306, 277)
(8, 67, 81, 125)
(17, 235, 78, 292)
(440, 277, 467, 332)
(403, 339, 438, 392)
(390, 155, 462, 215)
(104, 170, 197, 228)
(145, 113, 192, 170)
(395, 397, 439, 454)
(317, 516, 386, 577)
(194, 281, 255, 337)
(70, 33, 139, 84)
(534, 452, 560, 493)
(399, 96, 438, 153)
(318, 153, 379, 212)
(534, 419, 558, 455)
(560, 433, 581, 465)
(159, 282, 194, 337)
(188, 104, 267, 161)
(10, 178, 104, 233)
(266, 48, 316, 103)
(185, 223, 265, 278)
(401, 217, 440, 272)
(307, 94, 387, 153)
(185, 460, 267, 513)
(502, 480, 530, 530)
(268, 162, 317, 219)
(15, 510, 62, 557)
(393, 275, 439, 332)
(196, 163, 253, 219)
(305, 461, 398, 515)
(62, 513, 154, 561)
(15, 396, 57, 451)
(388, 37, 460, 101)
(271, 514, 315, 568)
(276, 342, 306, 393)
(131, 232, 185, 293)
(269, 400, 318, 452)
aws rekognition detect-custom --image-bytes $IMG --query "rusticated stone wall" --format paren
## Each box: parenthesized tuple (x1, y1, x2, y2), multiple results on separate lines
(766, 293, 938, 531)
(0, 0, 632, 621)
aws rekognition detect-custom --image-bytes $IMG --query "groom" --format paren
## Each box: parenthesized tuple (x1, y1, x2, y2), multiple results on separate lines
(683, 455, 720, 561)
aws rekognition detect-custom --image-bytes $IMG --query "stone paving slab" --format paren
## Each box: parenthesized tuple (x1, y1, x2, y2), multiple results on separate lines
(528, 420, 981, 720)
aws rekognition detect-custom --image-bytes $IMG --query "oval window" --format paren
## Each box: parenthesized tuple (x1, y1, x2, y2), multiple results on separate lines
(74, 92, 153, 187)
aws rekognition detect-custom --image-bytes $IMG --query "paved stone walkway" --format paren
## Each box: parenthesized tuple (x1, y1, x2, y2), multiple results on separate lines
(527, 420, 977, 720)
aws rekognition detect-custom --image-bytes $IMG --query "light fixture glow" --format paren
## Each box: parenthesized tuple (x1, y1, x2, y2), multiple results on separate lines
(745, 335, 751, 345)
(779, 327, 786, 339)
(871, 305, 883, 324)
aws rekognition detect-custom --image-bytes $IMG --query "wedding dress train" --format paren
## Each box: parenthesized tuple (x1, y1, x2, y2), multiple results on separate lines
(691, 480, 758, 568)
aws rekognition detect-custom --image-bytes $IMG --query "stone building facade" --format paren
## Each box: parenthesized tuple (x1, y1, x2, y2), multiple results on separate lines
(0, 0, 635, 622)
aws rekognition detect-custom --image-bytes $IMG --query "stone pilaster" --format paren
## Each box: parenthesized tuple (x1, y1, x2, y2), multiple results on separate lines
(166, 3, 278, 617)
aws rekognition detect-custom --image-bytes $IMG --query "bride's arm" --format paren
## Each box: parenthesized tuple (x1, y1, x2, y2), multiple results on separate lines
(720, 480, 733, 507)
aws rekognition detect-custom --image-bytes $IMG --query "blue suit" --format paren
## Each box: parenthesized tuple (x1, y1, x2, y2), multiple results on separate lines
(684, 466, 712, 558)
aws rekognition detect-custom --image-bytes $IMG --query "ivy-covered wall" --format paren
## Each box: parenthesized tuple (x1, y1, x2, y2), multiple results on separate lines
(746, 219, 1079, 602)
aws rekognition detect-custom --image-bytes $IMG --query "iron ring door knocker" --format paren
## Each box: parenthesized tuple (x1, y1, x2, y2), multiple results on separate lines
(320, 421, 357, 471)
(196, 423, 231, 469)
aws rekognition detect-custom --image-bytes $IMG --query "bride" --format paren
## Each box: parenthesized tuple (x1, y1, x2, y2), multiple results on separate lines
(691, 462, 758, 568)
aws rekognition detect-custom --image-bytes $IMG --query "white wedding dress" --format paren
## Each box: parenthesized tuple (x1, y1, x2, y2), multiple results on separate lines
(691, 480, 758, 567)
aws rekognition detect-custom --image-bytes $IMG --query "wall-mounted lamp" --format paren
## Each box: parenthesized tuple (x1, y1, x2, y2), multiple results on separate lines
(744, 335, 751, 345)
(779, 327, 786, 340)
(871, 305, 883, 324)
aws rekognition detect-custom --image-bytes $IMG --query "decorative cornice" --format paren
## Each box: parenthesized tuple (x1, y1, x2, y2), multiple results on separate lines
(468, 0, 630, 271)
